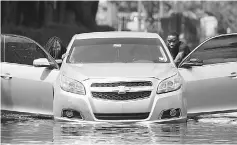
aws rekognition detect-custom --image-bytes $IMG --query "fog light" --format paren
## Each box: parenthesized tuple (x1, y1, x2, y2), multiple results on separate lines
(62, 109, 83, 120)
(170, 109, 177, 117)
(160, 108, 181, 119)
(65, 110, 74, 118)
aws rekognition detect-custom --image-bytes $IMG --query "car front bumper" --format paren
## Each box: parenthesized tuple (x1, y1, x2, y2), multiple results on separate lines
(53, 84, 187, 123)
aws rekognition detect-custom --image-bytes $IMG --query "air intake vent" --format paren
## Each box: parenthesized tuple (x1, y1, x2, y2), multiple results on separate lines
(94, 113, 150, 120)
(92, 91, 151, 100)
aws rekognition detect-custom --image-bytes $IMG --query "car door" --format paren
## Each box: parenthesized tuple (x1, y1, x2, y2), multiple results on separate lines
(1, 34, 60, 115)
(178, 34, 237, 116)
(1, 34, 12, 110)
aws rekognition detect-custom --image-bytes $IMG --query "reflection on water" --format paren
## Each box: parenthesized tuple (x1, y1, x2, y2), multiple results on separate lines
(1, 113, 237, 144)
(53, 122, 187, 144)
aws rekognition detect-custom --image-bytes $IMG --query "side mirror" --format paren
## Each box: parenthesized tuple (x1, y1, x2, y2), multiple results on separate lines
(33, 58, 54, 68)
(180, 58, 203, 68)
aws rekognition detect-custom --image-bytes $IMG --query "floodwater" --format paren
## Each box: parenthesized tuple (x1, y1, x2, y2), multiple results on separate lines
(1, 112, 237, 144)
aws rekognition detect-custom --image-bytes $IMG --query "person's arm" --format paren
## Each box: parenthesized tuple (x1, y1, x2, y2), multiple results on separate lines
(174, 42, 189, 66)
(174, 50, 185, 66)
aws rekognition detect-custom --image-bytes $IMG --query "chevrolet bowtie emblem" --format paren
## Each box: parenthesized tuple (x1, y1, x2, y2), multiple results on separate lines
(115, 86, 131, 94)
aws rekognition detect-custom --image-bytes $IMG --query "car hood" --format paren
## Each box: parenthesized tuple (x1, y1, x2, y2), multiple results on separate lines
(60, 63, 177, 81)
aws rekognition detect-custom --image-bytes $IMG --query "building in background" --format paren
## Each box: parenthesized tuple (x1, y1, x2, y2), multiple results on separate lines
(107, 1, 118, 29)
(96, 1, 108, 25)
(96, 0, 118, 30)
(200, 12, 218, 42)
(96, 0, 147, 31)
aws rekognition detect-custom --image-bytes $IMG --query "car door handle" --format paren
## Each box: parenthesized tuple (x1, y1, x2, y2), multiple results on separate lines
(1, 73, 12, 80)
(228, 72, 237, 78)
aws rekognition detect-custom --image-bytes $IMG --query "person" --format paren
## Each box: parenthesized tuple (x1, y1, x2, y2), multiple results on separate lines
(45, 36, 66, 60)
(166, 32, 190, 66)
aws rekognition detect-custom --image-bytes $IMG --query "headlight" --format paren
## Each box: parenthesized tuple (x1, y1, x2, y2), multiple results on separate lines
(157, 73, 182, 94)
(60, 75, 86, 95)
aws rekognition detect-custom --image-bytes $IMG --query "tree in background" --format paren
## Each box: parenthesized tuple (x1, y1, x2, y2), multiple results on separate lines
(203, 1, 237, 33)
(2, 1, 237, 47)
(1, 1, 100, 30)
(1, 1, 114, 46)
(142, 1, 236, 47)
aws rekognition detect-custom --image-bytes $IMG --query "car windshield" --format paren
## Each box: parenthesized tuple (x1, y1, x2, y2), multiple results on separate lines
(67, 38, 169, 63)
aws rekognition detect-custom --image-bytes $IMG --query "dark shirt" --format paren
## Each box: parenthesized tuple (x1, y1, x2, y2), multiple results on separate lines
(168, 41, 190, 65)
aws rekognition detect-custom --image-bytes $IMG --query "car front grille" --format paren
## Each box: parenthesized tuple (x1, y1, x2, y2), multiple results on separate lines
(91, 91, 151, 100)
(91, 81, 152, 87)
(94, 112, 150, 120)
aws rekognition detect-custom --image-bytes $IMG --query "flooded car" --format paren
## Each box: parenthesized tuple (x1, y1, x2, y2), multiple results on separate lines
(1, 32, 237, 122)
(1, 34, 60, 115)
(53, 32, 187, 123)
(178, 33, 237, 117)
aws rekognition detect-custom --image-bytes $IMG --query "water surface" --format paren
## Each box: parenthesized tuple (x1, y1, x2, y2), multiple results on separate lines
(1, 112, 237, 144)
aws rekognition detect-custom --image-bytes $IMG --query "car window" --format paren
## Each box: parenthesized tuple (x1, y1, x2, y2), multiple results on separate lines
(187, 35, 237, 65)
(1, 35, 4, 62)
(67, 38, 169, 63)
(4, 35, 47, 65)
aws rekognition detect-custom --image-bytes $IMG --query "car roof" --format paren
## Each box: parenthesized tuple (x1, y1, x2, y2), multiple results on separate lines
(74, 31, 160, 40)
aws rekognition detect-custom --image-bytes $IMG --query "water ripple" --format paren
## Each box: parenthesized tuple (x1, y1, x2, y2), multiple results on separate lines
(1, 112, 237, 144)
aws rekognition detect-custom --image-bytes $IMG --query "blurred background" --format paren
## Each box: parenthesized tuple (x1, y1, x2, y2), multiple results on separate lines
(1, 0, 237, 49)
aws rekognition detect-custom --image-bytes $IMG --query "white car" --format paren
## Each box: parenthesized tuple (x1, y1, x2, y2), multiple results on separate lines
(1, 32, 237, 123)
(53, 32, 187, 123)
